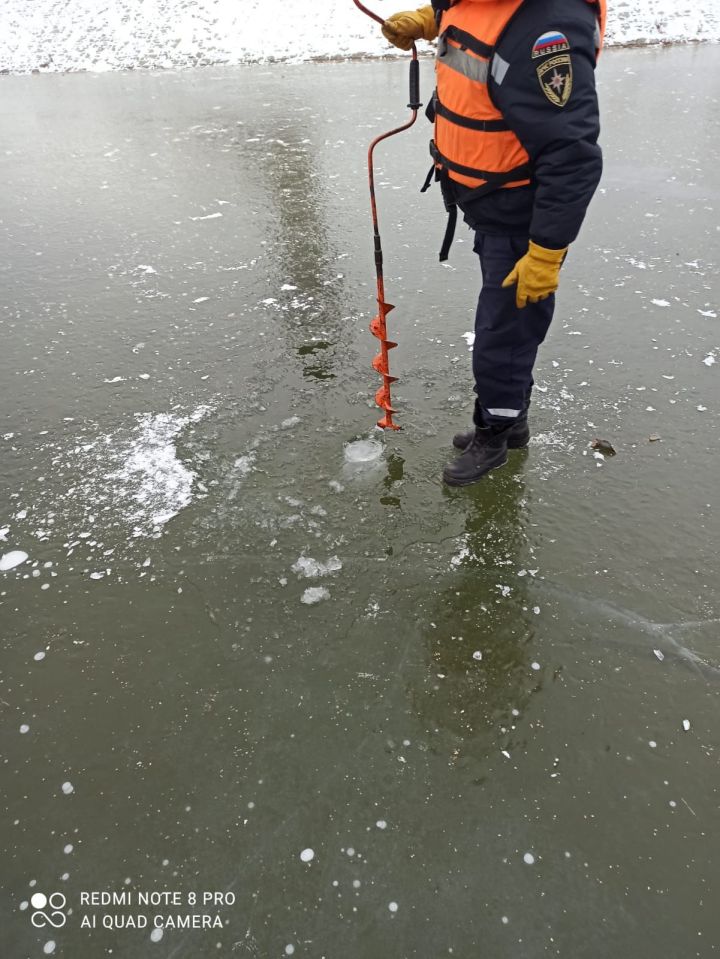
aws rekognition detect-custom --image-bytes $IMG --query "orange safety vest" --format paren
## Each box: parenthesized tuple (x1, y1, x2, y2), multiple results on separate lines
(429, 0, 607, 197)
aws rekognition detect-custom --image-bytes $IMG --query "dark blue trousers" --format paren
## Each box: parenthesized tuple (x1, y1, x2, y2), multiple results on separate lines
(472, 232, 555, 427)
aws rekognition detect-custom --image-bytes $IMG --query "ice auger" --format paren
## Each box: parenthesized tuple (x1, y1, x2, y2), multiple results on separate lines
(353, 0, 422, 430)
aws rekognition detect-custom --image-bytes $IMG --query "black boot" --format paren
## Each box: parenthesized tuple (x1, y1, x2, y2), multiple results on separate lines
(443, 425, 511, 487)
(452, 415, 530, 451)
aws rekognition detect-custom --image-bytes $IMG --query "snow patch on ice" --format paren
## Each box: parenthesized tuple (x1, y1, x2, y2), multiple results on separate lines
(292, 555, 342, 578)
(106, 406, 212, 535)
(301, 587, 330, 605)
(12, 406, 212, 561)
(234, 453, 256, 476)
(0, 550, 28, 571)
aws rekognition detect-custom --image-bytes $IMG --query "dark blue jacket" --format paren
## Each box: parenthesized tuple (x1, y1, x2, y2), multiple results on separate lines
(442, 0, 603, 249)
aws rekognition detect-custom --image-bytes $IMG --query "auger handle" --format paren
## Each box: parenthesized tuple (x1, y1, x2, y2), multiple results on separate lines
(408, 59, 421, 110)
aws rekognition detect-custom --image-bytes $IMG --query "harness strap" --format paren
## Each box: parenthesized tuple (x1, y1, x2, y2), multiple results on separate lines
(442, 24, 494, 60)
(431, 141, 531, 185)
(423, 142, 533, 261)
(434, 94, 509, 132)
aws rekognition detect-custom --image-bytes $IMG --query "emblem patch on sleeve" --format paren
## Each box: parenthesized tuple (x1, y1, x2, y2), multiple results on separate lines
(536, 54, 573, 107)
(532, 31, 570, 59)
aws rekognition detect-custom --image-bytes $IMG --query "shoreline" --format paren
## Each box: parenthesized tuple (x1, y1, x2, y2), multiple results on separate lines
(1, 36, 717, 77)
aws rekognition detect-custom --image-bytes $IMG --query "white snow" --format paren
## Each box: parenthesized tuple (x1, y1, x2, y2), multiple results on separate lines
(1, 0, 718, 73)
(523, 853, 535, 865)
(61, 782, 74, 795)
(300, 848, 315, 862)
(20, 724, 30, 734)
(301, 587, 330, 605)
(234, 453, 256, 476)
(0, 550, 28, 571)
(291, 555, 342, 578)
(388, 901, 399, 913)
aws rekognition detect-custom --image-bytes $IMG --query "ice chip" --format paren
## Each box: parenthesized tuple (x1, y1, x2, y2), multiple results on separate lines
(0, 550, 29, 571)
(301, 587, 330, 604)
(292, 555, 342, 578)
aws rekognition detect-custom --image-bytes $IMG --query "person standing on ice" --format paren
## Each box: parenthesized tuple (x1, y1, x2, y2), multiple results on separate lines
(381, 0, 606, 486)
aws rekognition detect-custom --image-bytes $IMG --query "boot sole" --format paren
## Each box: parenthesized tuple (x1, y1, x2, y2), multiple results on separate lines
(442, 453, 509, 487)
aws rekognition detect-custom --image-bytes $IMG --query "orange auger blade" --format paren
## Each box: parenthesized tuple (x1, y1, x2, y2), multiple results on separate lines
(352, 0, 422, 431)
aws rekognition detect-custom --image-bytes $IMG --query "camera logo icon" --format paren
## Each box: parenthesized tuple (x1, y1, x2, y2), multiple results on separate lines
(30, 892, 67, 929)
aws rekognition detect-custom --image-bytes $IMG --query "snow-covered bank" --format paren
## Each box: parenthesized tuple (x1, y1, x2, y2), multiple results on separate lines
(1, 0, 720, 74)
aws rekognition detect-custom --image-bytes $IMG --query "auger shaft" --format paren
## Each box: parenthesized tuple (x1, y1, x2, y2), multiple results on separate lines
(352, 0, 422, 430)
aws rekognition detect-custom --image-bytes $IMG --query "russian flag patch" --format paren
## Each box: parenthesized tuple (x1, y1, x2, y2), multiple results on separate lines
(532, 31, 571, 59)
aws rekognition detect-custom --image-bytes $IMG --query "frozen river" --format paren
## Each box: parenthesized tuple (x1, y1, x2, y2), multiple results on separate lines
(1, 44, 720, 958)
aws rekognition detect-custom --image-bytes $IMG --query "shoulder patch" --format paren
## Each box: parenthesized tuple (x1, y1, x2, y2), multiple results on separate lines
(536, 54, 573, 107)
(532, 31, 570, 59)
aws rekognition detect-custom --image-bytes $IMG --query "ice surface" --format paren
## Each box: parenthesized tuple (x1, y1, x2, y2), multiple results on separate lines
(0, 550, 28, 571)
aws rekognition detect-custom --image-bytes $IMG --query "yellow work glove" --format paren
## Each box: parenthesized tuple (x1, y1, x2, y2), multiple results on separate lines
(382, 6, 438, 50)
(502, 240, 568, 309)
